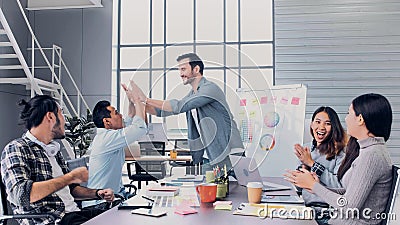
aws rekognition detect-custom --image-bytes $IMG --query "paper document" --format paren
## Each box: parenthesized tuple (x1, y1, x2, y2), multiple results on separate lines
(261, 195, 304, 204)
(131, 208, 167, 217)
(233, 203, 313, 220)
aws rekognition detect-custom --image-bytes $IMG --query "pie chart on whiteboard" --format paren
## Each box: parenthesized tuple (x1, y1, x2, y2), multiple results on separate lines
(264, 112, 280, 128)
(259, 134, 275, 151)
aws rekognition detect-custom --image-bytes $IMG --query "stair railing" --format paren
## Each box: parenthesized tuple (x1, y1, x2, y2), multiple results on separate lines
(0, 8, 42, 95)
(16, 0, 91, 117)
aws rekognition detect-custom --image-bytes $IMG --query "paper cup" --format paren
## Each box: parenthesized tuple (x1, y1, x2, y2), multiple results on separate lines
(247, 182, 263, 203)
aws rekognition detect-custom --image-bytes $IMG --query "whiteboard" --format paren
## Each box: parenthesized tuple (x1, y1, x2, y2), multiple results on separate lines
(235, 84, 307, 177)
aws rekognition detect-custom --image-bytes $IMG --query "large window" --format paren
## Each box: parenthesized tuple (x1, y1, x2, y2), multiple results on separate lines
(112, 0, 274, 131)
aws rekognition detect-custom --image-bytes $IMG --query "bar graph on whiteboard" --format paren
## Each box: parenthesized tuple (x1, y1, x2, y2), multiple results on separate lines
(240, 120, 253, 143)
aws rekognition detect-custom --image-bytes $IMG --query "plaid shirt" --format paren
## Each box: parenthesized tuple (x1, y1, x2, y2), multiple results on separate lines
(1, 133, 79, 225)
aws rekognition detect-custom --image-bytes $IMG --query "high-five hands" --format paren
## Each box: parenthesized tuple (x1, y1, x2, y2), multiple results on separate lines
(121, 80, 147, 104)
(129, 80, 147, 102)
(121, 83, 140, 103)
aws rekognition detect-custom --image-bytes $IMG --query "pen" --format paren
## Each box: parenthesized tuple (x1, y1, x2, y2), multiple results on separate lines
(142, 196, 155, 202)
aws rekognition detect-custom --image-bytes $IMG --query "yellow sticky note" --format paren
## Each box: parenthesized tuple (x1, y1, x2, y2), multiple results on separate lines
(214, 204, 233, 211)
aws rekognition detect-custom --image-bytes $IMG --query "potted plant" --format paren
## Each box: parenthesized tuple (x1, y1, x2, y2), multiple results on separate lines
(65, 110, 95, 158)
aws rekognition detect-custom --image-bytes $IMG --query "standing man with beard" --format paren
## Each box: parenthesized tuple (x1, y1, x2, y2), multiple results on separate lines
(131, 53, 244, 173)
(1, 95, 114, 225)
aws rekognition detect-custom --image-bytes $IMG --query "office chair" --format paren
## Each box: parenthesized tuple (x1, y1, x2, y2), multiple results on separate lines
(66, 156, 90, 187)
(169, 139, 193, 175)
(0, 175, 56, 225)
(126, 141, 167, 189)
(381, 165, 400, 225)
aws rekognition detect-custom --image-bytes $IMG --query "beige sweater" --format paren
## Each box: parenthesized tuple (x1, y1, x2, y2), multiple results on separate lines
(313, 137, 392, 225)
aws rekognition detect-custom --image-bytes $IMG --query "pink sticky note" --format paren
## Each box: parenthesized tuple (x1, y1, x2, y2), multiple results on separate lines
(175, 204, 198, 215)
(291, 97, 300, 105)
(260, 97, 268, 104)
(240, 99, 247, 106)
(280, 97, 288, 104)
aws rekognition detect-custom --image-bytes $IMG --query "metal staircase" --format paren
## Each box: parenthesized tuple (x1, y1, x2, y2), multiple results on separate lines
(0, 2, 91, 159)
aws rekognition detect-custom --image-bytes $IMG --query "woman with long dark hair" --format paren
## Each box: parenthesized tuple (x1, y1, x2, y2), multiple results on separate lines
(286, 93, 393, 225)
(294, 106, 346, 224)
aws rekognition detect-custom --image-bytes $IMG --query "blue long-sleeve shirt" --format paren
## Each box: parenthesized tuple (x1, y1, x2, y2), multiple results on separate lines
(155, 77, 244, 165)
(85, 116, 147, 207)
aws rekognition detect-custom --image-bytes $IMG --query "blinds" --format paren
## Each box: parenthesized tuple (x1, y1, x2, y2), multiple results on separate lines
(275, 0, 400, 163)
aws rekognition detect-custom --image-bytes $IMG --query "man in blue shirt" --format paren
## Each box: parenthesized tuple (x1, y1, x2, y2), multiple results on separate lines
(84, 83, 147, 207)
(131, 53, 244, 173)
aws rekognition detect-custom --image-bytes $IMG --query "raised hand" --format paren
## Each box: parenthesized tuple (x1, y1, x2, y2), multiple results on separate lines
(294, 144, 314, 167)
(121, 83, 141, 103)
(129, 80, 147, 102)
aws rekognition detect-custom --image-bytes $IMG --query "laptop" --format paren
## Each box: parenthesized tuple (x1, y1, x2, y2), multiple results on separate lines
(229, 155, 292, 191)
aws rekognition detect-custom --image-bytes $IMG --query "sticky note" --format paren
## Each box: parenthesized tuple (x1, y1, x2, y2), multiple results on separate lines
(260, 97, 268, 104)
(175, 204, 198, 215)
(213, 201, 232, 206)
(291, 97, 300, 105)
(214, 204, 233, 210)
(280, 97, 288, 104)
(240, 99, 247, 106)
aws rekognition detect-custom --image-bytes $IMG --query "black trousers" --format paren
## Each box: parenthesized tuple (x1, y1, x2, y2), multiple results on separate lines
(59, 208, 106, 225)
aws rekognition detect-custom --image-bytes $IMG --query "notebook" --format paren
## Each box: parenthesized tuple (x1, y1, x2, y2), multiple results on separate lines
(229, 155, 292, 191)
